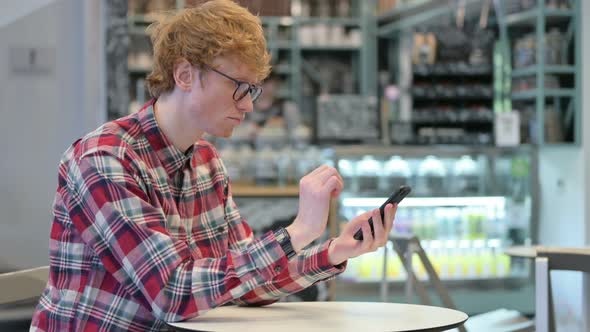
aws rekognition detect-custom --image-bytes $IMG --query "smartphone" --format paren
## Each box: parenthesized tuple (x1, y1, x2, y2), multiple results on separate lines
(353, 185, 411, 241)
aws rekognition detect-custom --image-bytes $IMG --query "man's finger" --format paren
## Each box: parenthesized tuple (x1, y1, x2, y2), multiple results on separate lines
(360, 217, 374, 251)
(384, 203, 397, 235)
(344, 210, 372, 236)
(305, 164, 329, 178)
(314, 166, 341, 185)
(323, 176, 343, 197)
(371, 207, 385, 247)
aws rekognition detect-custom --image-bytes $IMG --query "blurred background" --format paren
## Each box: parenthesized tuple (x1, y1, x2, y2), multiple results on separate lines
(0, 0, 589, 331)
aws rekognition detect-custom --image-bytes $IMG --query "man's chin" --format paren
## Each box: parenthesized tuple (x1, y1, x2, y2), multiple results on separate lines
(206, 130, 233, 139)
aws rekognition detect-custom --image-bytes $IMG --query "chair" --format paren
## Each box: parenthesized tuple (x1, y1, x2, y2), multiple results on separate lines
(385, 235, 534, 332)
(0, 266, 49, 327)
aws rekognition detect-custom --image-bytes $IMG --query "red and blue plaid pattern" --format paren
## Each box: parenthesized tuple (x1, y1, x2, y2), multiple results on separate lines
(31, 101, 345, 332)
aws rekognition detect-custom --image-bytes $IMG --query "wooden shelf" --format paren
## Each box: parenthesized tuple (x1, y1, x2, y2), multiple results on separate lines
(231, 184, 299, 197)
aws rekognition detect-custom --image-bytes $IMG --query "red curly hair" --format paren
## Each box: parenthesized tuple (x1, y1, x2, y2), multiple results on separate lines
(146, 0, 271, 97)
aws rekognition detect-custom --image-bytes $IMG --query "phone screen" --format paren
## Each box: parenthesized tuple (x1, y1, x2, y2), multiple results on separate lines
(353, 185, 411, 241)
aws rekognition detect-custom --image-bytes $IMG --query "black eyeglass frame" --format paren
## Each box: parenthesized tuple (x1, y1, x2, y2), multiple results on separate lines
(207, 67, 263, 102)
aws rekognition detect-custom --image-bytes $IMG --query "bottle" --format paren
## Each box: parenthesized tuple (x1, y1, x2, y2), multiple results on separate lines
(411, 209, 424, 239)
(436, 208, 450, 240)
(254, 146, 278, 185)
(447, 208, 462, 240)
(459, 240, 473, 278)
(452, 155, 480, 196)
(416, 156, 447, 196)
(356, 155, 382, 194)
(393, 209, 411, 235)
(237, 145, 255, 184)
(219, 145, 240, 182)
(276, 147, 292, 187)
(381, 156, 413, 194)
(338, 159, 358, 193)
(422, 208, 436, 240)
(479, 242, 494, 278)
(385, 242, 402, 280)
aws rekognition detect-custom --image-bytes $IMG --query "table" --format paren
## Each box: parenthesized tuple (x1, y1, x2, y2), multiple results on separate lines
(504, 245, 540, 259)
(505, 245, 590, 332)
(167, 301, 468, 332)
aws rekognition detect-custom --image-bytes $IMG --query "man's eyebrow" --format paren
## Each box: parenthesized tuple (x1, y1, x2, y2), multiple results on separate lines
(234, 75, 258, 83)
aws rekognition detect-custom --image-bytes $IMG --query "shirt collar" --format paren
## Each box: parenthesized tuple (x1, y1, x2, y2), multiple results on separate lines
(138, 99, 194, 175)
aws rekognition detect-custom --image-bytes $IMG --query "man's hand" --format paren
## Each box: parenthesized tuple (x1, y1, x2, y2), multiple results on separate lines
(286, 165, 344, 252)
(327, 203, 397, 266)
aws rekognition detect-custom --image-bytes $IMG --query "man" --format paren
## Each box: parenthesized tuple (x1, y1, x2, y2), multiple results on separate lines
(31, 1, 397, 331)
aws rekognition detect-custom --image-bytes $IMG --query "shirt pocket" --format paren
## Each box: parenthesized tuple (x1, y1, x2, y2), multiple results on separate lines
(191, 201, 229, 258)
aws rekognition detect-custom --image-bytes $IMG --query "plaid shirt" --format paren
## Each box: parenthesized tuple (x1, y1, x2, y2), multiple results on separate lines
(31, 101, 345, 332)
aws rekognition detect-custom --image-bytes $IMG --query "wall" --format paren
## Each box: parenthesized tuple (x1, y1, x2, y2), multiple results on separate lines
(537, 0, 590, 330)
(537, 148, 585, 330)
(0, 0, 56, 27)
(582, 0, 590, 330)
(0, 0, 104, 271)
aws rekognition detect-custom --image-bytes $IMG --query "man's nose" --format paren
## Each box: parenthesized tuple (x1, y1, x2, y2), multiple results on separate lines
(236, 95, 254, 113)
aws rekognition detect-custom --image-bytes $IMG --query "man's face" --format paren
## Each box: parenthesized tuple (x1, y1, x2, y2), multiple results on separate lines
(186, 56, 258, 138)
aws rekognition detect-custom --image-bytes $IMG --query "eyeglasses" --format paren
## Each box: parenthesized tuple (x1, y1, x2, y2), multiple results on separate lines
(208, 67, 263, 103)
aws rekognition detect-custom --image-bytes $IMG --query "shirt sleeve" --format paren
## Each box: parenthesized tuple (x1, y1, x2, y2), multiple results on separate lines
(66, 151, 295, 322)
(223, 183, 347, 306)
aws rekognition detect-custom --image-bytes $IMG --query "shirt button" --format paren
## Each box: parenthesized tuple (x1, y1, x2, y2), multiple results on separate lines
(274, 266, 282, 273)
(223, 186, 229, 196)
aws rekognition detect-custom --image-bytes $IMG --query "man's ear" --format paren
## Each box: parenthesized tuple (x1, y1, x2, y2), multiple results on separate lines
(173, 59, 195, 92)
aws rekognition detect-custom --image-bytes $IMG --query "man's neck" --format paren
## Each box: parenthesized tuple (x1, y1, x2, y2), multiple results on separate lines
(153, 95, 203, 152)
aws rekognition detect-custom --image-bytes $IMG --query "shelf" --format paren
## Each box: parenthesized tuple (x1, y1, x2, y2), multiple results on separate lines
(413, 65, 493, 78)
(378, 0, 434, 23)
(341, 196, 506, 208)
(268, 42, 292, 50)
(262, 16, 361, 27)
(505, 8, 574, 27)
(128, 14, 157, 26)
(261, 16, 294, 26)
(129, 26, 149, 35)
(511, 65, 576, 78)
(272, 64, 291, 75)
(331, 144, 534, 158)
(231, 184, 299, 197)
(511, 89, 575, 100)
(300, 45, 360, 51)
(378, 0, 484, 36)
(129, 66, 151, 74)
(276, 88, 292, 99)
(297, 17, 361, 27)
(412, 120, 493, 127)
(412, 95, 493, 101)
(413, 70, 493, 78)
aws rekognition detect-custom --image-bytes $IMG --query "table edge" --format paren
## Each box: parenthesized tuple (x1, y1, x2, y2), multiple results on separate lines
(165, 305, 469, 332)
